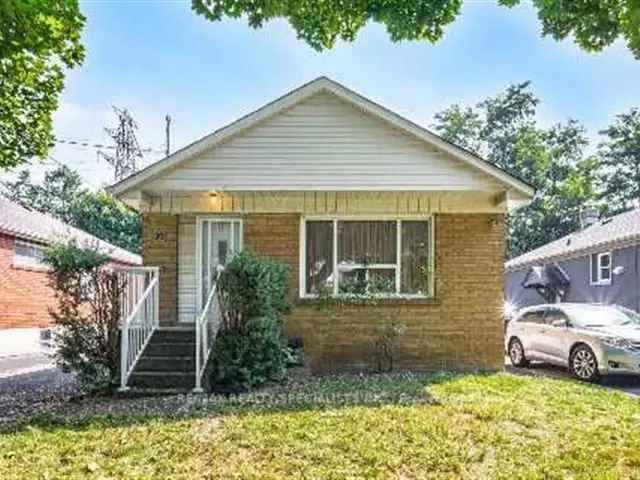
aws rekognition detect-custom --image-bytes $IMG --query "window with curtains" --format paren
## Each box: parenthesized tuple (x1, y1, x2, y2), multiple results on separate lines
(303, 218, 433, 298)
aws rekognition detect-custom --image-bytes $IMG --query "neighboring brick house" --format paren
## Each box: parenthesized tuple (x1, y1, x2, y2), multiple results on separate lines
(110, 77, 534, 388)
(0, 197, 141, 355)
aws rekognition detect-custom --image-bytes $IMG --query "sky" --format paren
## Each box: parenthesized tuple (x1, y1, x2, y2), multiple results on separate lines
(4, 0, 640, 189)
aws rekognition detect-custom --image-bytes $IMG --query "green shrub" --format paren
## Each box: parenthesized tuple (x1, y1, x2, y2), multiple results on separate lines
(209, 251, 294, 393)
(44, 242, 124, 393)
(217, 250, 290, 331)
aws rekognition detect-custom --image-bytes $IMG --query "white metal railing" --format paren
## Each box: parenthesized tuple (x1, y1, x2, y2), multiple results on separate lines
(116, 266, 160, 391)
(194, 280, 223, 392)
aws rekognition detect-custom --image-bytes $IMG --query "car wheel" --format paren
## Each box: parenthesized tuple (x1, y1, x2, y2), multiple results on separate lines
(508, 337, 529, 367)
(569, 344, 600, 382)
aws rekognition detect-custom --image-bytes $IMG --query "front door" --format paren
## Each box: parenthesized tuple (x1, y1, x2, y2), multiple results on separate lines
(197, 218, 242, 314)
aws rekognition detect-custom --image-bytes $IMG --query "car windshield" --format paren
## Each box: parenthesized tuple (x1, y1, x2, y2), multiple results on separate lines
(564, 305, 640, 328)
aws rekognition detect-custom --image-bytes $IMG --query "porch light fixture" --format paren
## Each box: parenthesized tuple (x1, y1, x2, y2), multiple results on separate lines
(209, 190, 219, 198)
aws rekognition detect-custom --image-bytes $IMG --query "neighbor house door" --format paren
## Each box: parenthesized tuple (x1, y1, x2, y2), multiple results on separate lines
(196, 217, 242, 316)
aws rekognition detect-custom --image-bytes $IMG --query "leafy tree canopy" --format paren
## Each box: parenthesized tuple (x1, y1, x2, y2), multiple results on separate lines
(597, 108, 640, 214)
(432, 82, 600, 259)
(1, 165, 141, 253)
(0, 0, 85, 169)
(192, 0, 640, 57)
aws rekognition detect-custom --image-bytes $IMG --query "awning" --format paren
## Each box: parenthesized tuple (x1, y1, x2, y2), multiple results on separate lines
(522, 263, 570, 302)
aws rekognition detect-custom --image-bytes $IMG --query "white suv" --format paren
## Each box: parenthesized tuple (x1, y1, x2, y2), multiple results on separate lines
(506, 303, 640, 382)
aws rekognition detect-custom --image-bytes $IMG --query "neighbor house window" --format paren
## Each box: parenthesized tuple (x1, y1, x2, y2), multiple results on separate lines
(590, 251, 612, 285)
(301, 218, 433, 298)
(13, 240, 46, 268)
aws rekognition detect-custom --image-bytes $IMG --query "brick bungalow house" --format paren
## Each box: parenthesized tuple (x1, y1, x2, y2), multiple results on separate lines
(0, 196, 141, 355)
(110, 77, 534, 390)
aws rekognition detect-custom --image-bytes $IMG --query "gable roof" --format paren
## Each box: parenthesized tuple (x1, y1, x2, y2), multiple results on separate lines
(506, 208, 640, 272)
(109, 77, 535, 199)
(0, 196, 142, 265)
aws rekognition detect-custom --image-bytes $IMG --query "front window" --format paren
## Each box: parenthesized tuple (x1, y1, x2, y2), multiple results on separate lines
(590, 252, 612, 285)
(303, 218, 433, 297)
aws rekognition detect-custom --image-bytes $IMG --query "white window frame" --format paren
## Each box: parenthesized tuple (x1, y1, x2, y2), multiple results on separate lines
(299, 215, 435, 299)
(590, 251, 612, 286)
(195, 216, 243, 314)
(13, 239, 47, 268)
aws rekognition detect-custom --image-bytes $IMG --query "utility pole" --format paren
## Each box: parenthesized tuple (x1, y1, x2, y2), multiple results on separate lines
(165, 114, 172, 156)
(98, 107, 143, 181)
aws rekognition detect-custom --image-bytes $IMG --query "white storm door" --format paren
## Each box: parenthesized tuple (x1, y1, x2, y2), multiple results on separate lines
(196, 218, 242, 316)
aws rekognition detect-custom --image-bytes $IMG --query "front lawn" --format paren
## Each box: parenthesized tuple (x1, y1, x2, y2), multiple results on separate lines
(2, 372, 640, 479)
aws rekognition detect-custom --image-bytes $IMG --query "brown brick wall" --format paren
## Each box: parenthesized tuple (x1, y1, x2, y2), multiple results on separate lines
(142, 214, 178, 325)
(243, 213, 300, 299)
(243, 213, 505, 373)
(0, 232, 139, 330)
(0, 233, 56, 329)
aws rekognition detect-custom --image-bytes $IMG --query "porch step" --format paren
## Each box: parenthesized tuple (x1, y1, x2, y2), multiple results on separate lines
(135, 356, 195, 372)
(143, 342, 196, 357)
(126, 328, 198, 391)
(149, 328, 196, 344)
(128, 371, 196, 390)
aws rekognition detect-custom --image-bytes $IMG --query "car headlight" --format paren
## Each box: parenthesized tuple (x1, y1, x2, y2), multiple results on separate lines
(601, 336, 633, 350)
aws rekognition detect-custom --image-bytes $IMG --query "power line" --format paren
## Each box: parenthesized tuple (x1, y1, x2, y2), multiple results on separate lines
(54, 137, 164, 154)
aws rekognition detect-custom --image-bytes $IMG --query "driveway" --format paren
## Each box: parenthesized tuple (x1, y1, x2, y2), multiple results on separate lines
(0, 352, 53, 378)
(0, 353, 78, 426)
(505, 358, 640, 396)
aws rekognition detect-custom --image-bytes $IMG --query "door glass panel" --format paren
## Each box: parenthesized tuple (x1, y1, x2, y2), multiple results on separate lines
(201, 220, 240, 307)
(233, 222, 241, 253)
(211, 222, 231, 268)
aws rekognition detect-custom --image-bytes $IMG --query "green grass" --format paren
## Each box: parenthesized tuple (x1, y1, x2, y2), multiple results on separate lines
(2, 372, 640, 479)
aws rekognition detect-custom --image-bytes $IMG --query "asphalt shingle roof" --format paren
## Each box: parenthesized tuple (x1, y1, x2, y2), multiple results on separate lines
(0, 196, 141, 265)
(506, 208, 640, 272)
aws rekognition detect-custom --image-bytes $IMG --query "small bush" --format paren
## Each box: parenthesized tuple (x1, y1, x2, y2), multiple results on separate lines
(44, 242, 124, 393)
(371, 322, 407, 373)
(209, 251, 294, 393)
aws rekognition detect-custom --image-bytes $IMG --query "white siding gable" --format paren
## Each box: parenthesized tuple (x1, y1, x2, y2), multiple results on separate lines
(145, 92, 503, 193)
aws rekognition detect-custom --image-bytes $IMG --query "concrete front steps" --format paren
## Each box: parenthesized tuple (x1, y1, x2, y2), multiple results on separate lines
(128, 327, 197, 391)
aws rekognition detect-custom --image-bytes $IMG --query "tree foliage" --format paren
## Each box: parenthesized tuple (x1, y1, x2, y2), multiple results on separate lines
(70, 191, 142, 254)
(0, 0, 85, 169)
(501, 0, 640, 59)
(433, 82, 600, 259)
(191, 0, 640, 57)
(1, 165, 83, 223)
(1, 165, 141, 253)
(44, 242, 123, 393)
(192, 0, 463, 51)
(597, 108, 640, 214)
